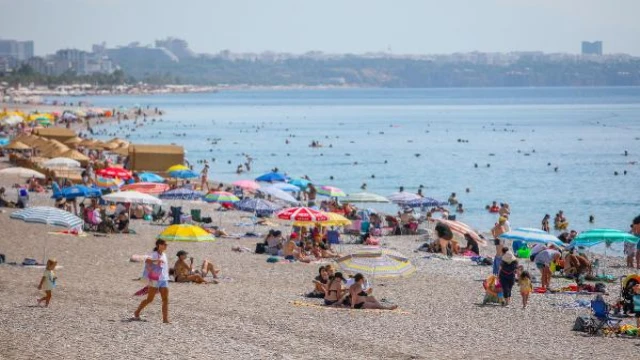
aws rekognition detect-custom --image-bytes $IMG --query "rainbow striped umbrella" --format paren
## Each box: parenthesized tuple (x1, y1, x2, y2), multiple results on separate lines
(428, 218, 486, 246)
(317, 185, 346, 197)
(336, 249, 416, 279)
(203, 191, 240, 204)
(95, 176, 124, 189)
(157, 224, 215, 242)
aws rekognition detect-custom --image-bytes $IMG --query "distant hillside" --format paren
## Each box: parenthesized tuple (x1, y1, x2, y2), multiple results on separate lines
(114, 55, 640, 87)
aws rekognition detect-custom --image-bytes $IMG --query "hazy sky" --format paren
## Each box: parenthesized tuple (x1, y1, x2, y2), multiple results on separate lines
(2, 0, 639, 56)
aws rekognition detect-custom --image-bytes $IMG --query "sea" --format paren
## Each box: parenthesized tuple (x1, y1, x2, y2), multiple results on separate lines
(58, 87, 640, 236)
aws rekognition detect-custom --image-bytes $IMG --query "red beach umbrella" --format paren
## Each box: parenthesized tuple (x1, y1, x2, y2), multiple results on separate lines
(96, 167, 132, 180)
(276, 207, 329, 222)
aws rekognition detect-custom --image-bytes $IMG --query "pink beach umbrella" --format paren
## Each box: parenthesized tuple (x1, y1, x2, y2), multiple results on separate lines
(232, 179, 260, 191)
(276, 207, 329, 222)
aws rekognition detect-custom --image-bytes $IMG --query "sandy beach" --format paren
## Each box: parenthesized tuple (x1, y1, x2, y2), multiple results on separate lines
(0, 161, 638, 360)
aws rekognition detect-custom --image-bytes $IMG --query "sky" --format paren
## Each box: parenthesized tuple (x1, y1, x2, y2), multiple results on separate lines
(1, 0, 639, 56)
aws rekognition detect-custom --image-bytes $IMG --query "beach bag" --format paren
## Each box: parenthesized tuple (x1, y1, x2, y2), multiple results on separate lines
(572, 316, 592, 332)
(255, 243, 266, 254)
(146, 264, 160, 281)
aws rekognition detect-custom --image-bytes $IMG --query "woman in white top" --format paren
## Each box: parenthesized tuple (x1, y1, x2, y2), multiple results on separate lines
(134, 239, 170, 323)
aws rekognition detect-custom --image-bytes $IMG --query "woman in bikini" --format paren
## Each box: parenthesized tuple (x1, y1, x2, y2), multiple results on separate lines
(173, 250, 219, 284)
(349, 273, 397, 310)
(324, 272, 346, 306)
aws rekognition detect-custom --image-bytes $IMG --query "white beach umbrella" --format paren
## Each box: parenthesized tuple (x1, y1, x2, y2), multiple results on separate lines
(102, 191, 162, 205)
(43, 157, 81, 170)
(343, 192, 390, 203)
(1, 115, 23, 126)
(387, 192, 421, 203)
(0, 167, 46, 179)
(257, 186, 299, 204)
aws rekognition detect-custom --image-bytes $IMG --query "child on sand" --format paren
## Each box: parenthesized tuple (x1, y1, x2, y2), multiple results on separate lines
(518, 271, 533, 309)
(37, 259, 57, 307)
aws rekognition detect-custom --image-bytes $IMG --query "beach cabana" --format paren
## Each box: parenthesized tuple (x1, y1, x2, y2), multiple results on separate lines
(128, 144, 185, 172)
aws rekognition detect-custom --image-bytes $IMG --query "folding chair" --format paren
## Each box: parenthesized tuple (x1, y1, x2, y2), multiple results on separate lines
(588, 296, 622, 335)
(151, 205, 168, 224)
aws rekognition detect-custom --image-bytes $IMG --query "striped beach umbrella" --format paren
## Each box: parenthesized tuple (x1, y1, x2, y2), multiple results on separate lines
(159, 188, 203, 201)
(336, 250, 416, 279)
(499, 227, 564, 246)
(235, 198, 282, 216)
(157, 224, 215, 242)
(387, 192, 421, 203)
(121, 182, 169, 194)
(403, 197, 447, 208)
(428, 218, 486, 246)
(11, 206, 83, 229)
(276, 207, 328, 222)
(317, 185, 346, 197)
(203, 191, 240, 204)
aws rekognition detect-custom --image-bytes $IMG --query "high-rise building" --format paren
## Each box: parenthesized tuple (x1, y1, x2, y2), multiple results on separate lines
(581, 41, 603, 56)
(155, 37, 195, 60)
(0, 39, 34, 60)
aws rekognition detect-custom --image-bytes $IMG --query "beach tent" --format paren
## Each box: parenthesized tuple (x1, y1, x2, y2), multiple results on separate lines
(128, 144, 185, 172)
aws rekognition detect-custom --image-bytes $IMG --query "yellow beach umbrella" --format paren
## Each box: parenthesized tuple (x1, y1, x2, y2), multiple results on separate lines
(336, 249, 416, 279)
(157, 224, 216, 242)
(167, 164, 189, 172)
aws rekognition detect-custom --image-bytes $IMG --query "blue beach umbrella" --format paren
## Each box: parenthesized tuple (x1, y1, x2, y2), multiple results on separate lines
(255, 172, 287, 182)
(138, 172, 165, 183)
(499, 227, 565, 246)
(159, 188, 204, 201)
(288, 178, 310, 190)
(52, 183, 102, 200)
(168, 169, 199, 179)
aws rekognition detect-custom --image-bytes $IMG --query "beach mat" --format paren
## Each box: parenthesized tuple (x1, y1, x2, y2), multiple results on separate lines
(291, 300, 409, 314)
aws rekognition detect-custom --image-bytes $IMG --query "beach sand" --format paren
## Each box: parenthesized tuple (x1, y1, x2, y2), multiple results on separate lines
(0, 166, 638, 359)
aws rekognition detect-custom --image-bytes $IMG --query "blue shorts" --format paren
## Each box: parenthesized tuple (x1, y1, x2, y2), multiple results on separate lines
(150, 280, 169, 288)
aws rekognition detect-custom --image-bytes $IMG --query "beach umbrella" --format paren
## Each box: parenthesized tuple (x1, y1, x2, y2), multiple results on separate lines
(4, 141, 31, 150)
(342, 192, 390, 203)
(168, 169, 199, 179)
(268, 182, 300, 192)
(95, 176, 124, 189)
(428, 218, 486, 246)
(336, 250, 416, 279)
(0, 167, 45, 179)
(64, 137, 83, 146)
(235, 198, 282, 216)
(42, 157, 81, 169)
(203, 191, 239, 204)
(255, 171, 287, 182)
(159, 188, 204, 201)
(317, 185, 346, 197)
(294, 212, 352, 227)
(387, 192, 421, 203)
(499, 228, 565, 246)
(110, 146, 130, 156)
(52, 184, 102, 200)
(138, 172, 165, 183)
(257, 186, 299, 204)
(59, 149, 90, 162)
(11, 206, 83, 228)
(276, 207, 328, 222)
(96, 167, 132, 180)
(403, 197, 448, 208)
(232, 179, 261, 191)
(288, 178, 310, 190)
(1, 115, 23, 126)
(10, 206, 84, 263)
(166, 164, 189, 172)
(157, 224, 215, 242)
(572, 229, 638, 247)
(61, 112, 77, 120)
(121, 182, 169, 194)
(102, 191, 162, 205)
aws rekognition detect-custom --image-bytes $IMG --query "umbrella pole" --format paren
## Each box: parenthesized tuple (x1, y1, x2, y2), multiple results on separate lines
(43, 235, 48, 265)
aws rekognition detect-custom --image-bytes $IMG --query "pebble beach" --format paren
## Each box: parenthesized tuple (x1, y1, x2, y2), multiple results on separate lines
(0, 171, 637, 359)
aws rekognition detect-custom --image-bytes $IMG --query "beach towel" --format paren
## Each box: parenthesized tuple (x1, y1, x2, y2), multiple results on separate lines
(291, 300, 409, 314)
(48, 230, 88, 237)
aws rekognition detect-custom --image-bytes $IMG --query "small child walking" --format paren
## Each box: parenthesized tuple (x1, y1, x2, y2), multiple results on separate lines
(518, 271, 533, 309)
(37, 259, 57, 307)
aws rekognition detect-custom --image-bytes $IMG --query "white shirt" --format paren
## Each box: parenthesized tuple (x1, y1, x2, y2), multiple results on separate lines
(149, 251, 169, 281)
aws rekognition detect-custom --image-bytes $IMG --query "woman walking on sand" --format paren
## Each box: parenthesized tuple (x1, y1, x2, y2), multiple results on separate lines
(134, 239, 170, 323)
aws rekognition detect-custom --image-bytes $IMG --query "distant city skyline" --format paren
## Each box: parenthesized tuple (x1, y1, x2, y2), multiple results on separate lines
(1, 0, 639, 56)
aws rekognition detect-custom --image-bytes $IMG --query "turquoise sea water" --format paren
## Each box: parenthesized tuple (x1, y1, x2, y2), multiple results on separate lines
(62, 88, 640, 233)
